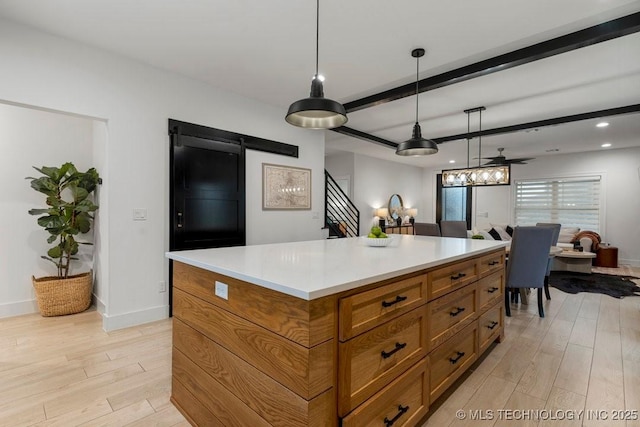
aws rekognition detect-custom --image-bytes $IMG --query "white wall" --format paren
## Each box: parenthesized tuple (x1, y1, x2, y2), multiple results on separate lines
(427, 146, 640, 266)
(352, 154, 424, 234)
(0, 19, 324, 328)
(0, 104, 95, 318)
(325, 152, 355, 198)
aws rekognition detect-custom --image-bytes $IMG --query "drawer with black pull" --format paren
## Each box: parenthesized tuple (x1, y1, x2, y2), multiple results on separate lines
(478, 303, 503, 353)
(477, 269, 504, 313)
(429, 321, 478, 402)
(426, 283, 477, 351)
(338, 306, 427, 415)
(427, 258, 477, 301)
(477, 249, 505, 278)
(341, 358, 429, 427)
(339, 273, 427, 341)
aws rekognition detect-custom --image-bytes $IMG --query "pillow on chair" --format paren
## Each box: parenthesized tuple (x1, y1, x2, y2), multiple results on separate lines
(488, 228, 502, 240)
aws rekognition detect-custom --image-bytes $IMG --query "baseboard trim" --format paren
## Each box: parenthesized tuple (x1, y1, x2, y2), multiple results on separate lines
(102, 304, 169, 331)
(620, 258, 640, 268)
(0, 299, 39, 318)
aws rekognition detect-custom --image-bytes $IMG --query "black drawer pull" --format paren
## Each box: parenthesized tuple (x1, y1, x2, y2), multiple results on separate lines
(449, 351, 465, 364)
(381, 295, 407, 308)
(384, 404, 409, 426)
(487, 287, 499, 293)
(487, 321, 499, 330)
(381, 342, 407, 359)
(489, 260, 499, 266)
(449, 307, 466, 317)
(450, 272, 467, 280)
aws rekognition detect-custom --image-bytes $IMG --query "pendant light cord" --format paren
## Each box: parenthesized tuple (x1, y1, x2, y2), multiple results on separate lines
(478, 108, 482, 166)
(315, 0, 319, 77)
(415, 54, 419, 123)
(466, 111, 470, 168)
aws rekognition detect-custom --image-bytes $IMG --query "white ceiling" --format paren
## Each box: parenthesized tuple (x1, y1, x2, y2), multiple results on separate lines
(1, 0, 639, 169)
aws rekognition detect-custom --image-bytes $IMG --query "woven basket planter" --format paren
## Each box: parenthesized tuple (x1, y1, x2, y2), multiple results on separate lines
(32, 271, 93, 317)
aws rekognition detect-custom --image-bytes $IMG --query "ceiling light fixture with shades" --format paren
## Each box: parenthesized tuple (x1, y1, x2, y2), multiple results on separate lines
(395, 48, 439, 156)
(441, 106, 511, 187)
(285, 0, 347, 129)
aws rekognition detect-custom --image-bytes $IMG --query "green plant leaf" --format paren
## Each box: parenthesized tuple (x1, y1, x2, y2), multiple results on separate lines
(71, 186, 89, 203)
(47, 246, 63, 259)
(47, 234, 58, 244)
(37, 215, 63, 228)
(29, 177, 58, 196)
(28, 208, 50, 216)
(76, 213, 91, 233)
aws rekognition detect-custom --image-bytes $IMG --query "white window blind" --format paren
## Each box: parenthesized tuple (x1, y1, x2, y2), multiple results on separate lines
(514, 176, 601, 232)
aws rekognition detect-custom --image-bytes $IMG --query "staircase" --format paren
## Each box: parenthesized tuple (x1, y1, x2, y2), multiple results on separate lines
(325, 170, 360, 238)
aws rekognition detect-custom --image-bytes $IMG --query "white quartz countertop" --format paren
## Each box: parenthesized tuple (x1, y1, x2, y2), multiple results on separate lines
(166, 235, 507, 300)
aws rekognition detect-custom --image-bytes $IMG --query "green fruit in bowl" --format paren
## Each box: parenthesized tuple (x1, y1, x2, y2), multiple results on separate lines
(379, 232, 388, 238)
(370, 226, 382, 236)
(367, 233, 377, 238)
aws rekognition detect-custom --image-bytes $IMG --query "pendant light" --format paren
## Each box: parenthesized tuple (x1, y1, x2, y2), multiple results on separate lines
(441, 106, 511, 187)
(285, 0, 347, 129)
(395, 48, 438, 156)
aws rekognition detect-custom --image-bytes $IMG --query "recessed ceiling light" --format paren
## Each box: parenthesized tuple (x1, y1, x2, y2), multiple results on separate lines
(596, 122, 609, 128)
(601, 143, 612, 148)
(449, 160, 455, 164)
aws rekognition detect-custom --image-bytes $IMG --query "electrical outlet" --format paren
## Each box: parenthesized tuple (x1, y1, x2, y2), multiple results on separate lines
(158, 281, 167, 293)
(215, 281, 229, 300)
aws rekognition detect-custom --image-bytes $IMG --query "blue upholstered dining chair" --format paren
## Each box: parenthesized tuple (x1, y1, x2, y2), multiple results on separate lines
(440, 221, 468, 238)
(536, 222, 562, 300)
(414, 222, 441, 236)
(505, 226, 555, 318)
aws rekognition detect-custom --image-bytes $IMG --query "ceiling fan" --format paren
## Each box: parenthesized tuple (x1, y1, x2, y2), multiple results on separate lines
(482, 147, 535, 165)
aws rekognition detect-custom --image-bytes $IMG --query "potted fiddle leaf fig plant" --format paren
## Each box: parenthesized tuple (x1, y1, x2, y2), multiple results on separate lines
(27, 162, 100, 316)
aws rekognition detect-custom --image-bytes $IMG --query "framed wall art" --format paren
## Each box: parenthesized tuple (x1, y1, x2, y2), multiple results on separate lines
(262, 163, 311, 210)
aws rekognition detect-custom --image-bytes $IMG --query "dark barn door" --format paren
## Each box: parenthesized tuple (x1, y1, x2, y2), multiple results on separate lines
(171, 135, 245, 250)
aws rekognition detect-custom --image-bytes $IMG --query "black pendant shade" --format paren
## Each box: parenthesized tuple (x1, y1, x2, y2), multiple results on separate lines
(396, 48, 438, 156)
(285, 0, 347, 129)
(395, 122, 439, 156)
(286, 77, 348, 129)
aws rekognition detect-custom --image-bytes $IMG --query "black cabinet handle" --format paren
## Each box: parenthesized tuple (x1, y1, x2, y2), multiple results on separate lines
(381, 342, 407, 359)
(487, 287, 499, 293)
(381, 295, 407, 308)
(449, 351, 465, 364)
(384, 404, 409, 426)
(449, 307, 466, 317)
(450, 272, 467, 280)
(177, 212, 183, 228)
(487, 321, 499, 330)
(489, 260, 499, 266)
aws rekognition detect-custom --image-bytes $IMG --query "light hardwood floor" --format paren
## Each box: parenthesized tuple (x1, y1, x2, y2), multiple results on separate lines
(1, 268, 638, 427)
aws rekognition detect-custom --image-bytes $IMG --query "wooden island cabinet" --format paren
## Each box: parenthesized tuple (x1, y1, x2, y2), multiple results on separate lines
(167, 236, 506, 426)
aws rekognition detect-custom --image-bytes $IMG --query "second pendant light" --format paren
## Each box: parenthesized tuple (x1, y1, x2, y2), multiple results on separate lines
(396, 48, 439, 156)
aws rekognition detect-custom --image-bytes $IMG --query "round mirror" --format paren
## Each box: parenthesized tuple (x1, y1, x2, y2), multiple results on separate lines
(388, 194, 404, 220)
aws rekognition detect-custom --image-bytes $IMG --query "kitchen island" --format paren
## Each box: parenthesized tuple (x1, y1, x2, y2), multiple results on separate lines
(166, 235, 507, 426)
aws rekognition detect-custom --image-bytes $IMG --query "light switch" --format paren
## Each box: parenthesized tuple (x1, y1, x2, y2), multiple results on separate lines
(133, 208, 147, 221)
(215, 281, 229, 300)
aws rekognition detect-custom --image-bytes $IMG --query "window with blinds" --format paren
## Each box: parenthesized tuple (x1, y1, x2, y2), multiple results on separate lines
(514, 176, 601, 232)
